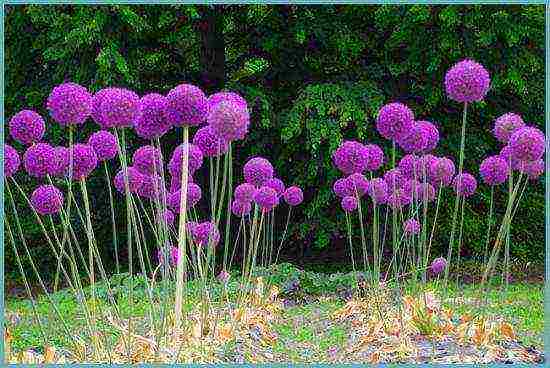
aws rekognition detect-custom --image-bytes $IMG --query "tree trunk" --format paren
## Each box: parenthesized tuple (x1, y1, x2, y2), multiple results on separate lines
(199, 5, 225, 93)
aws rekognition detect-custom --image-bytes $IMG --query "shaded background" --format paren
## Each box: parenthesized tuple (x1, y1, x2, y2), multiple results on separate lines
(4, 4, 545, 282)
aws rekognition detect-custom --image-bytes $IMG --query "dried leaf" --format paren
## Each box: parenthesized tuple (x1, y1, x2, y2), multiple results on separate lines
(500, 322, 515, 340)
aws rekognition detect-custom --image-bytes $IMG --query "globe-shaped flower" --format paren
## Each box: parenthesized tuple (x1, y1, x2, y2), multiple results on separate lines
(283, 186, 303, 206)
(93, 88, 141, 129)
(133, 145, 163, 175)
(376, 102, 414, 141)
(383, 168, 404, 192)
(341, 196, 357, 212)
(137, 174, 165, 200)
(479, 156, 509, 185)
(387, 189, 412, 210)
(234, 183, 257, 203)
(168, 143, 204, 178)
(88, 130, 119, 161)
(207, 91, 248, 112)
(428, 157, 455, 187)
(168, 183, 202, 212)
(364, 144, 385, 171)
(398, 154, 419, 179)
(493, 113, 525, 144)
(134, 93, 172, 139)
(417, 154, 438, 179)
(47, 82, 92, 126)
(157, 245, 179, 266)
(169, 174, 193, 193)
(347, 173, 369, 197)
(403, 218, 421, 235)
(444, 59, 490, 103)
(401, 179, 421, 200)
(416, 182, 436, 203)
(31, 185, 64, 215)
(114, 166, 144, 193)
(253, 186, 279, 212)
(367, 178, 388, 204)
(508, 126, 545, 162)
(4, 144, 21, 178)
(207, 100, 250, 141)
(190, 221, 220, 247)
(244, 157, 274, 187)
(333, 177, 354, 198)
(332, 141, 369, 175)
(430, 257, 447, 275)
(23, 143, 56, 178)
(397, 122, 426, 153)
(266, 178, 286, 196)
(231, 200, 252, 217)
(9, 110, 46, 145)
(417, 120, 440, 152)
(452, 173, 477, 197)
(50, 146, 70, 178)
(192, 125, 229, 157)
(158, 209, 175, 227)
(166, 83, 208, 127)
(519, 159, 544, 180)
(69, 144, 98, 181)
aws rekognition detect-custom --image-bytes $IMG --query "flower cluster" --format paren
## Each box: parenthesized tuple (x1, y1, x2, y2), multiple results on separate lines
(166, 83, 208, 127)
(31, 184, 64, 215)
(9, 110, 46, 145)
(92, 88, 141, 129)
(134, 93, 171, 139)
(5, 144, 21, 178)
(444, 59, 490, 103)
(88, 130, 119, 161)
(47, 82, 92, 126)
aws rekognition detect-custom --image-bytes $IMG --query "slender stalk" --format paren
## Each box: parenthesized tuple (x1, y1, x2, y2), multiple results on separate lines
(275, 207, 292, 265)
(104, 161, 120, 274)
(483, 187, 495, 265)
(223, 143, 233, 271)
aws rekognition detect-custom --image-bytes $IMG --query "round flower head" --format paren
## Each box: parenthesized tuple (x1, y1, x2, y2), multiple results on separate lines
(265, 178, 285, 196)
(253, 186, 279, 212)
(383, 168, 404, 192)
(387, 189, 412, 210)
(133, 145, 163, 175)
(244, 157, 274, 187)
(192, 125, 229, 157)
(50, 146, 70, 177)
(403, 218, 421, 235)
(368, 178, 388, 204)
(332, 141, 369, 175)
(444, 59, 490, 103)
(47, 82, 92, 126)
(508, 126, 545, 162)
(493, 113, 525, 144)
(364, 144, 385, 171)
(31, 184, 64, 215)
(208, 91, 248, 112)
(69, 144, 98, 181)
(137, 174, 165, 200)
(519, 159, 544, 180)
(416, 182, 436, 203)
(234, 183, 257, 203)
(9, 110, 46, 145)
(401, 179, 421, 201)
(341, 196, 358, 212)
(169, 174, 193, 193)
(453, 173, 477, 197)
(283, 186, 303, 206)
(397, 122, 426, 153)
(207, 100, 250, 141)
(417, 120, 440, 152)
(190, 221, 220, 247)
(114, 166, 144, 193)
(93, 88, 141, 129)
(430, 257, 447, 275)
(218, 270, 231, 284)
(158, 209, 175, 227)
(333, 177, 354, 198)
(347, 173, 369, 197)
(428, 157, 455, 187)
(376, 102, 414, 141)
(166, 83, 208, 127)
(134, 93, 172, 139)
(499, 145, 522, 171)
(231, 200, 252, 217)
(157, 245, 179, 266)
(88, 130, 119, 161)
(168, 183, 202, 212)
(398, 154, 419, 179)
(418, 154, 438, 179)
(23, 143, 56, 178)
(479, 155, 509, 185)
(168, 143, 203, 178)
(4, 144, 21, 178)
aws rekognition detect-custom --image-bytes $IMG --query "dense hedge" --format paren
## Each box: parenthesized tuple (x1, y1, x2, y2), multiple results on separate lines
(4, 5, 545, 280)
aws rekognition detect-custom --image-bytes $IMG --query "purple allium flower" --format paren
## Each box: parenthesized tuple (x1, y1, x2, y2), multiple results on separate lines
(137, 174, 165, 200)
(169, 174, 193, 193)
(265, 178, 286, 196)
(364, 144, 385, 171)
(430, 257, 447, 275)
(168, 143, 204, 178)
(114, 166, 145, 193)
(398, 154, 419, 179)
(417, 120, 440, 152)
(333, 177, 354, 198)
(452, 173, 477, 197)
(87, 130, 119, 161)
(46, 82, 92, 126)
(92, 88, 141, 129)
(190, 221, 220, 247)
(133, 145, 163, 175)
(168, 183, 202, 212)
(4, 144, 21, 178)
(157, 245, 179, 266)
(508, 126, 545, 162)
(479, 155, 510, 185)
(519, 159, 544, 180)
(30, 184, 64, 215)
(428, 157, 455, 187)
(231, 200, 252, 217)
(69, 144, 98, 181)
(493, 113, 525, 144)
(332, 141, 369, 175)
(383, 168, 404, 191)
(207, 100, 250, 141)
(253, 186, 279, 212)
(50, 146, 70, 178)
(376, 102, 414, 141)
(347, 173, 369, 197)
(9, 110, 46, 145)
(192, 125, 229, 157)
(444, 59, 490, 103)
(23, 143, 56, 178)
(401, 179, 421, 200)
(416, 182, 436, 203)
(234, 183, 257, 203)
(499, 145, 522, 171)
(218, 270, 231, 284)
(243, 157, 274, 187)
(368, 178, 388, 204)
(387, 189, 412, 210)
(158, 209, 175, 227)
(207, 91, 248, 112)
(418, 154, 438, 179)
(134, 93, 172, 139)
(403, 218, 421, 235)
(166, 83, 208, 127)
(341, 196, 358, 212)
(397, 122, 426, 153)
(283, 186, 303, 206)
